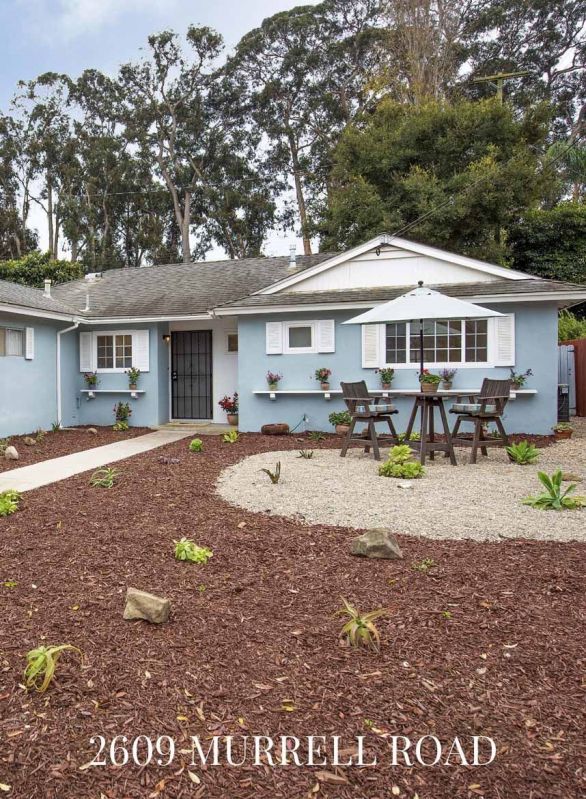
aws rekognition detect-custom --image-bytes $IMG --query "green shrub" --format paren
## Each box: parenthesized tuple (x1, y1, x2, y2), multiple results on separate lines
(397, 431, 420, 442)
(328, 411, 352, 427)
(0, 490, 21, 517)
(90, 467, 119, 488)
(0, 438, 10, 455)
(174, 538, 213, 564)
(189, 438, 204, 453)
(523, 470, 585, 510)
(223, 430, 239, 444)
(113, 421, 129, 431)
(379, 460, 425, 479)
(506, 440, 539, 465)
(558, 310, 586, 343)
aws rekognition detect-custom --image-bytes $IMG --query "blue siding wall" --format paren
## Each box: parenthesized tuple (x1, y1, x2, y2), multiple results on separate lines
(0, 313, 61, 437)
(62, 323, 169, 428)
(237, 303, 559, 435)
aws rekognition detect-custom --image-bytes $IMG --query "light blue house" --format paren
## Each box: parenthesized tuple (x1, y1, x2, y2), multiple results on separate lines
(1, 234, 585, 438)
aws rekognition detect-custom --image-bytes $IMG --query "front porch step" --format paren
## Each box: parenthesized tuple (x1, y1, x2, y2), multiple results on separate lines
(155, 422, 236, 435)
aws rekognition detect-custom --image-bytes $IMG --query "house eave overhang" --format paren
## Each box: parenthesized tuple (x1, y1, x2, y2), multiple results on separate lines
(76, 313, 214, 325)
(213, 290, 586, 316)
(0, 303, 79, 322)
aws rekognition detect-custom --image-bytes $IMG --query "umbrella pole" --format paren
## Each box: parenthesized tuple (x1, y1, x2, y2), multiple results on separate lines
(419, 318, 424, 377)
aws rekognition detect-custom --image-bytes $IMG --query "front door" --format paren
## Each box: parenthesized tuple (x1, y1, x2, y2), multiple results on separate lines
(171, 331, 213, 420)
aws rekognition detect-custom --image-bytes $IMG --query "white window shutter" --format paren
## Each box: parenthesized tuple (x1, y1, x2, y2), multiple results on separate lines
(266, 322, 283, 354)
(493, 314, 515, 366)
(132, 330, 150, 371)
(362, 324, 382, 368)
(317, 319, 335, 353)
(79, 331, 94, 371)
(25, 327, 34, 359)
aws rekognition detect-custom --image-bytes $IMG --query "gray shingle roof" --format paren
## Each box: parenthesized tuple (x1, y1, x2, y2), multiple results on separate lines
(217, 279, 586, 310)
(51, 254, 335, 318)
(0, 278, 77, 316)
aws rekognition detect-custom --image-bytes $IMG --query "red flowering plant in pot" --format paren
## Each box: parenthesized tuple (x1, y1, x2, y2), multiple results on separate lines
(315, 367, 332, 390)
(219, 393, 239, 426)
(418, 369, 441, 393)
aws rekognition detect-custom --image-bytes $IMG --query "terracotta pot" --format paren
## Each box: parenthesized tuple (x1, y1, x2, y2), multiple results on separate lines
(381, 382, 392, 390)
(261, 423, 290, 435)
(335, 424, 351, 435)
(442, 381, 452, 391)
(129, 383, 138, 391)
(420, 382, 438, 394)
(554, 429, 573, 441)
(320, 382, 330, 391)
(227, 414, 238, 426)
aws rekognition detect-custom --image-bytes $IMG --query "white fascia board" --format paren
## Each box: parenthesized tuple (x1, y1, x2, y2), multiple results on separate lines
(0, 303, 78, 322)
(77, 313, 213, 325)
(258, 234, 533, 296)
(214, 291, 586, 316)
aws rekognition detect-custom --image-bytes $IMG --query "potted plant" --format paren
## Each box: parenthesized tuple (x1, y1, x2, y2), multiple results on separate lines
(113, 401, 132, 431)
(126, 367, 141, 390)
(553, 422, 573, 441)
(329, 410, 352, 435)
(439, 368, 457, 390)
(509, 368, 533, 389)
(84, 372, 98, 388)
(266, 371, 283, 391)
(315, 367, 332, 390)
(219, 393, 239, 426)
(418, 369, 441, 394)
(376, 367, 395, 390)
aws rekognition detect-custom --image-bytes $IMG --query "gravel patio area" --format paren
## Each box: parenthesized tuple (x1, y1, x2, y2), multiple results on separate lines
(217, 421, 586, 542)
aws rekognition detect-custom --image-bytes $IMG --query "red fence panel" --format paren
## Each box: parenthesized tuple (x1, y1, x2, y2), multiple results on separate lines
(568, 338, 586, 417)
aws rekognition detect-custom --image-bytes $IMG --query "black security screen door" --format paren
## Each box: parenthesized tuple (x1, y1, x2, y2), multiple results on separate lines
(171, 331, 213, 419)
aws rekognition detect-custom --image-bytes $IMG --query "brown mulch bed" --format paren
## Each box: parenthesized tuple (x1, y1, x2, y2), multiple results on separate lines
(0, 433, 584, 799)
(0, 426, 152, 473)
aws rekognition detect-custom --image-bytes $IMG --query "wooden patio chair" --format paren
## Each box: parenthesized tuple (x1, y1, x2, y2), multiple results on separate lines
(449, 378, 512, 464)
(340, 381, 399, 461)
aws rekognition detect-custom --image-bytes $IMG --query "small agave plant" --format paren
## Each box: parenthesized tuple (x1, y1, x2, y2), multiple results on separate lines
(336, 598, 388, 651)
(24, 644, 82, 693)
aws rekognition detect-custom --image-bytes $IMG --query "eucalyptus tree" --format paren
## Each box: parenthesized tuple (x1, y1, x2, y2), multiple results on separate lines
(0, 115, 37, 258)
(225, 0, 386, 255)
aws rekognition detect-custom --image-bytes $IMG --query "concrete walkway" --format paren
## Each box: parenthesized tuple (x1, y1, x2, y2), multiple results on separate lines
(0, 430, 191, 493)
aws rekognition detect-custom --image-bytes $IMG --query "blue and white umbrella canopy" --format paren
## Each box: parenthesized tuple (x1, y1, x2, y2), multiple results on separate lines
(343, 282, 503, 375)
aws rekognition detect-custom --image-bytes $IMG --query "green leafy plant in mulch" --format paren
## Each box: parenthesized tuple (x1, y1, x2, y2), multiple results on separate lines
(260, 462, 281, 484)
(2, 580, 18, 589)
(189, 438, 204, 453)
(90, 467, 119, 489)
(308, 431, 326, 442)
(0, 437, 10, 455)
(412, 558, 436, 573)
(522, 470, 585, 511)
(223, 430, 239, 444)
(0, 490, 21, 517)
(397, 431, 421, 442)
(297, 450, 314, 459)
(113, 402, 131, 431)
(174, 537, 213, 564)
(506, 440, 539, 465)
(24, 644, 82, 693)
(34, 429, 46, 444)
(337, 597, 387, 651)
(51, 421, 62, 432)
(113, 421, 129, 431)
(379, 445, 425, 479)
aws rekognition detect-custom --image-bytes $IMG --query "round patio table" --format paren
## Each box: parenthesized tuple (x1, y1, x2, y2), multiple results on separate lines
(399, 390, 457, 466)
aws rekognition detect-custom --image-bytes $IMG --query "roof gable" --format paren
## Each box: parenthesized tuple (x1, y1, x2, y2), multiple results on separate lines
(259, 235, 533, 296)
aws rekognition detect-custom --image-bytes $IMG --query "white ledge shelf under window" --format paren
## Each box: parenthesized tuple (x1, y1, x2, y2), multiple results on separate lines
(253, 388, 538, 402)
(81, 389, 145, 401)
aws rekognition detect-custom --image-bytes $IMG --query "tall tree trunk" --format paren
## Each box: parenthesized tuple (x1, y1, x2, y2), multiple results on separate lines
(47, 179, 55, 258)
(181, 191, 191, 263)
(71, 239, 78, 262)
(287, 132, 312, 255)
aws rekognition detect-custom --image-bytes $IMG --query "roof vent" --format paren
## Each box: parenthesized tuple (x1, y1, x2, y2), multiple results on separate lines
(288, 244, 297, 270)
(43, 279, 51, 298)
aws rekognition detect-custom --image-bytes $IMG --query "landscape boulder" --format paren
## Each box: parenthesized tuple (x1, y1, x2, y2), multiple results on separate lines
(561, 472, 582, 482)
(23, 436, 36, 446)
(123, 588, 171, 624)
(87, 427, 98, 435)
(350, 529, 403, 560)
(4, 446, 19, 461)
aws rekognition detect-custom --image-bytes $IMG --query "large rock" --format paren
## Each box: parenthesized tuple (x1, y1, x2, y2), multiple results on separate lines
(87, 427, 98, 435)
(23, 436, 36, 446)
(350, 529, 403, 560)
(123, 588, 171, 624)
(4, 446, 19, 461)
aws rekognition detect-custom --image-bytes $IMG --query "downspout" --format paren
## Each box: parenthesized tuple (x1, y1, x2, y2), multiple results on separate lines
(57, 321, 80, 426)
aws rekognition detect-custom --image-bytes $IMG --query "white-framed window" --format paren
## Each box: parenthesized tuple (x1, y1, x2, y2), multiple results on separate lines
(384, 318, 490, 367)
(80, 330, 150, 373)
(284, 321, 317, 354)
(0, 326, 24, 357)
(96, 333, 133, 370)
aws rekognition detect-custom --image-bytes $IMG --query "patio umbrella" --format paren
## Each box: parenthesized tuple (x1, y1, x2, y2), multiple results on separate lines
(344, 281, 504, 376)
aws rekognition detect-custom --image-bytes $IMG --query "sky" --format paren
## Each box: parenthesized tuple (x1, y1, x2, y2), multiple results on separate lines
(0, 0, 320, 258)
